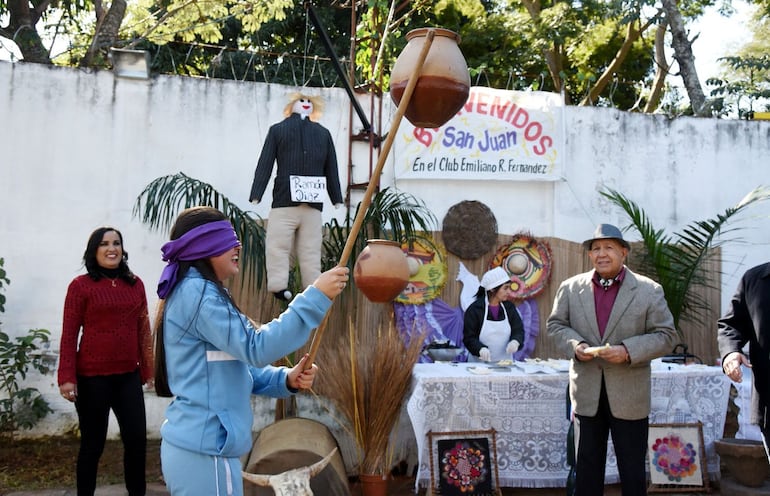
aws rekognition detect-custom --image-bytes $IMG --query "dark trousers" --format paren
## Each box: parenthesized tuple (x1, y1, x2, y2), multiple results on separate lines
(574, 379, 648, 496)
(75, 370, 147, 496)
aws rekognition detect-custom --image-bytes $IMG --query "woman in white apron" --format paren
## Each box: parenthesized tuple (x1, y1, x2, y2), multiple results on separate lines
(463, 267, 525, 362)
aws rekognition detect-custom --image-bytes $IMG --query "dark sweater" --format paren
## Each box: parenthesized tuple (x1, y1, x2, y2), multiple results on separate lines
(249, 113, 343, 211)
(57, 274, 153, 385)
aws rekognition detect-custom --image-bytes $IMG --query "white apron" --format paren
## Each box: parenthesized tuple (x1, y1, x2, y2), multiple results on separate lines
(471, 297, 511, 362)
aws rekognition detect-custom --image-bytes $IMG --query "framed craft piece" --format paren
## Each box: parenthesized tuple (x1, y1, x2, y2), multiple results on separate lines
(647, 422, 710, 493)
(427, 429, 501, 496)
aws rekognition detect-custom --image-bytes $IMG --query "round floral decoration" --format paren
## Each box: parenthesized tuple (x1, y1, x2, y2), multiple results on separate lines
(651, 434, 698, 482)
(441, 441, 488, 493)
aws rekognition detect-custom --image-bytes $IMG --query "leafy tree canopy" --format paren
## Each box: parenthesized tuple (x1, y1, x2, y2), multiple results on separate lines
(3, 0, 770, 114)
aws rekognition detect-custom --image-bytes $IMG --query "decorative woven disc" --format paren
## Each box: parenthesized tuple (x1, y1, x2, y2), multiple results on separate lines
(396, 237, 448, 305)
(442, 201, 498, 259)
(489, 232, 553, 299)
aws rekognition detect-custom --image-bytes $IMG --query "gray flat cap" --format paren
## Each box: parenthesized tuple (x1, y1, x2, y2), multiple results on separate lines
(582, 223, 630, 250)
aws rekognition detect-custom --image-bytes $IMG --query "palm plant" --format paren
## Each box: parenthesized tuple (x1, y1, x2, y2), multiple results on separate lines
(601, 186, 770, 343)
(134, 174, 438, 293)
(133, 172, 267, 290)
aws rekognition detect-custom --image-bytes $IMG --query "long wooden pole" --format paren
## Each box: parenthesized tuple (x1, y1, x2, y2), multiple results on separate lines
(304, 29, 437, 368)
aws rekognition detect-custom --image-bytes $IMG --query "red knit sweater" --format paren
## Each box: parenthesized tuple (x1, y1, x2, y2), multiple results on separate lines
(57, 274, 154, 385)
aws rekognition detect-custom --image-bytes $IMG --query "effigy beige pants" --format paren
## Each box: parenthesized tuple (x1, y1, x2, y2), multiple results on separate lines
(265, 205, 322, 293)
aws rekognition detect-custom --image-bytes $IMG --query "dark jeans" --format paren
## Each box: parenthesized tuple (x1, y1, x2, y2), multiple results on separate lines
(574, 379, 648, 496)
(75, 370, 147, 496)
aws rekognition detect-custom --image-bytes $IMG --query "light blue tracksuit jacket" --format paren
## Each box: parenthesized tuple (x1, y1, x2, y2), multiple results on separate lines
(160, 268, 331, 458)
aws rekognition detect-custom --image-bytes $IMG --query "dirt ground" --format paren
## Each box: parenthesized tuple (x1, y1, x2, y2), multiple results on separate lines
(0, 435, 731, 496)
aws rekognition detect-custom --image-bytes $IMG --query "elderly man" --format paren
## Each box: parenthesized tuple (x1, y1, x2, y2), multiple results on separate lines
(547, 224, 677, 496)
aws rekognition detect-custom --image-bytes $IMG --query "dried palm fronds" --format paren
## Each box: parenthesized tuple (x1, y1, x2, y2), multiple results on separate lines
(314, 304, 425, 476)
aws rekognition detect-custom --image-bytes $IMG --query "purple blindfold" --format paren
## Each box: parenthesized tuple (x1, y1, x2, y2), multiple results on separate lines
(157, 220, 241, 299)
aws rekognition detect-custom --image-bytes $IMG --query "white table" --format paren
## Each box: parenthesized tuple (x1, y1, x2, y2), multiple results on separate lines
(407, 360, 731, 489)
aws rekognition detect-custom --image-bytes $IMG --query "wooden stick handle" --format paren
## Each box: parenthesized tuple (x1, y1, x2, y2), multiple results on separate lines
(304, 29, 437, 369)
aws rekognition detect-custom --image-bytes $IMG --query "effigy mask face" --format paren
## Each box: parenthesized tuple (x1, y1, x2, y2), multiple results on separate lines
(292, 98, 313, 119)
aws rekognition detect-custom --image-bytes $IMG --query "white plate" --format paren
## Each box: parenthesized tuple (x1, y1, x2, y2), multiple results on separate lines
(468, 366, 492, 375)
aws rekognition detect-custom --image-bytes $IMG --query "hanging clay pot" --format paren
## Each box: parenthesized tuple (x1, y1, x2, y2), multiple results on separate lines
(389, 27, 471, 129)
(353, 240, 410, 303)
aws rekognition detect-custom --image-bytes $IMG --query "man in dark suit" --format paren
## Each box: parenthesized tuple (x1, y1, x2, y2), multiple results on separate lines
(718, 262, 770, 462)
(547, 224, 677, 496)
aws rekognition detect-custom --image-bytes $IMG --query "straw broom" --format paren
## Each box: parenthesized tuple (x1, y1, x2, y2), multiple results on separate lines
(314, 306, 426, 476)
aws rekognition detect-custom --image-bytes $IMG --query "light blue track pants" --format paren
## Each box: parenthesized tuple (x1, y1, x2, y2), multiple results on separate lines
(161, 440, 243, 496)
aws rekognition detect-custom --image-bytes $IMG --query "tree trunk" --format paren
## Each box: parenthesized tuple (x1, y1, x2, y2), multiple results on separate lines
(3, 0, 51, 64)
(80, 0, 128, 67)
(661, 0, 707, 115)
(644, 20, 670, 113)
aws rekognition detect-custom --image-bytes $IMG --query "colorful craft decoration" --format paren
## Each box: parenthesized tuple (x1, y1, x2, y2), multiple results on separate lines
(651, 434, 699, 482)
(438, 438, 492, 495)
(489, 232, 553, 299)
(396, 237, 448, 305)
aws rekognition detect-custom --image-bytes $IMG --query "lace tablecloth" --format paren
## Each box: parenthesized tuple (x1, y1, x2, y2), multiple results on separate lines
(407, 361, 730, 489)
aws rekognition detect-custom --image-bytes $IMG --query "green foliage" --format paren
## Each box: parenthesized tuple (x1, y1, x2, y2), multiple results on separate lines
(126, 2, 351, 84)
(707, 54, 770, 117)
(600, 186, 770, 341)
(124, 0, 293, 46)
(6, 0, 751, 112)
(0, 259, 53, 439)
(703, 12, 770, 117)
(133, 172, 267, 290)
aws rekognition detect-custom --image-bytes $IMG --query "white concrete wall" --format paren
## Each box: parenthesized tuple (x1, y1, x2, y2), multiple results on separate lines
(2, 61, 770, 445)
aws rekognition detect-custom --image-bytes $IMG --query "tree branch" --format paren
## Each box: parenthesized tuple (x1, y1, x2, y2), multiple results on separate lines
(644, 19, 670, 113)
(581, 12, 659, 106)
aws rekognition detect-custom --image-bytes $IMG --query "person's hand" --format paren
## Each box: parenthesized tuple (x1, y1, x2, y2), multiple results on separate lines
(287, 354, 318, 390)
(575, 343, 595, 362)
(506, 340, 520, 354)
(597, 344, 630, 364)
(313, 265, 350, 299)
(144, 378, 155, 391)
(59, 382, 77, 402)
(479, 348, 491, 362)
(723, 351, 750, 382)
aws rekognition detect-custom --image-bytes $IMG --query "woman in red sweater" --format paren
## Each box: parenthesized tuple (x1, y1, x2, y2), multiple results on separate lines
(57, 227, 154, 496)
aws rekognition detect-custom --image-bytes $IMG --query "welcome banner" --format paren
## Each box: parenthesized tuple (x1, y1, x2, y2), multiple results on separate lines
(393, 87, 564, 181)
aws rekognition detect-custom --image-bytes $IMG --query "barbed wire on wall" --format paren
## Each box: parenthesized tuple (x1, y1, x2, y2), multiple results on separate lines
(0, 30, 646, 99)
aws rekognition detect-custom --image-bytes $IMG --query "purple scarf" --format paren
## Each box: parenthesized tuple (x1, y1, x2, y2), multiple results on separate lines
(157, 220, 241, 299)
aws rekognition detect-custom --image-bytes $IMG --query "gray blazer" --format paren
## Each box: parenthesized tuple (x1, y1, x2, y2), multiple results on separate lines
(547, 267, 677, 420)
